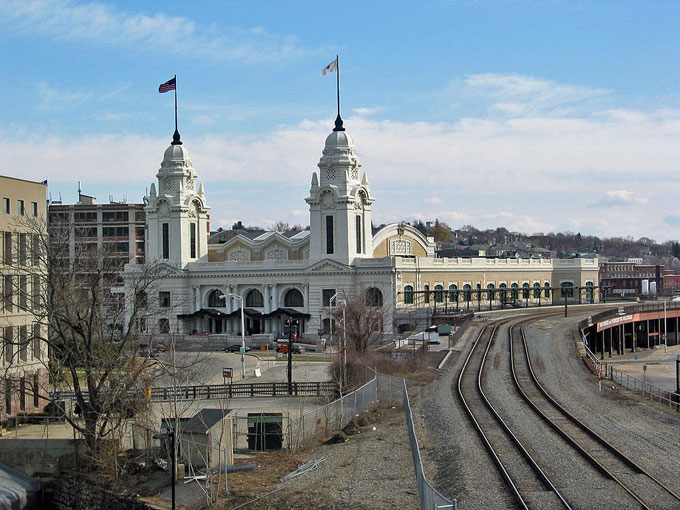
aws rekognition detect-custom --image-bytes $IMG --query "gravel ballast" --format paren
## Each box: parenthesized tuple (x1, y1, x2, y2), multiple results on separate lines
(415, 310, 680, 509)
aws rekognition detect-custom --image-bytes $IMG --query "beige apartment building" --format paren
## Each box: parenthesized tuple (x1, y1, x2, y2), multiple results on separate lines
(1, 175, 48, 420)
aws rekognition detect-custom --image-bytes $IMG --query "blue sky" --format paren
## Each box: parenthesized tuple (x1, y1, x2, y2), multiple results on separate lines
(2, 0, 680, 241)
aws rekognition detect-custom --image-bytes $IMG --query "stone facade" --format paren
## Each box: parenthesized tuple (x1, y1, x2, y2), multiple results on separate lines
(124, 123, 599, 341)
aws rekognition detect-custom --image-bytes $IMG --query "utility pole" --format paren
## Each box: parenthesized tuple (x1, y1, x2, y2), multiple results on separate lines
(287, 319, 296, 395)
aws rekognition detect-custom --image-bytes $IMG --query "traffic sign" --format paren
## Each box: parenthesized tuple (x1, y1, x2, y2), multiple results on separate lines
(223, 367, 233, 379)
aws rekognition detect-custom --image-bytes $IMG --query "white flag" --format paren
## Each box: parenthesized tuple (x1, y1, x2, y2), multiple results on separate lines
(321, 58, 338, 75)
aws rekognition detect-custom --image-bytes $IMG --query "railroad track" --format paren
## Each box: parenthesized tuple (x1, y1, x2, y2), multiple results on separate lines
(511, 320, 680, 510)
(457, 318, 571, 509)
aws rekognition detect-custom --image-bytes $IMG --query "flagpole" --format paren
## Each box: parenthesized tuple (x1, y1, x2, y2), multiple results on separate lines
(333, 55, 344, 132)
(172, 74, 181, 145)
(174, 74, 178, 133)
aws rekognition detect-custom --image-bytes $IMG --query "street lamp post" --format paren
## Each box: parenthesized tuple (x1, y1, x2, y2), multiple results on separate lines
(228, 293, 246, 379)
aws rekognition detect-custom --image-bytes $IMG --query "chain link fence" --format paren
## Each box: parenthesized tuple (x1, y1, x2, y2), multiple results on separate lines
(287, 377, 378, 449)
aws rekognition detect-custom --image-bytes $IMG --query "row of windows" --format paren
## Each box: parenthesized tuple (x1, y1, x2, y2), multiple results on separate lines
(2, 324, 42, 365)
(2, 274, 41, 313)
(402, 282, 593, 304)
(161, 222, 199, 260)
(3, 198, 38, 217)
(203, 287, 384, 309)
(1, 232, 41, 267)
(3, 372, 42, 415)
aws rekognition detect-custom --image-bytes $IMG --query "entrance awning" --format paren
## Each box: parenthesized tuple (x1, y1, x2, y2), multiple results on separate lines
(266, 307, 311, 319)
(177, 308, 230, 319)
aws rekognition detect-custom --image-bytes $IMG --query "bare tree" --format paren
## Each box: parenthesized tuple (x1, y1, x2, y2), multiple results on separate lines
(0, 215, 167, 466)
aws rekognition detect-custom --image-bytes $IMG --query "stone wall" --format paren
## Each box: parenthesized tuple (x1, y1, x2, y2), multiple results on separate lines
(47, 478, 153, 510)
(0, 439, 85, 477)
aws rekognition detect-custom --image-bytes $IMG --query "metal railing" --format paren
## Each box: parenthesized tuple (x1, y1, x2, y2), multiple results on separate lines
(53, 381, 336, 403)
(580, 329, 680, 409)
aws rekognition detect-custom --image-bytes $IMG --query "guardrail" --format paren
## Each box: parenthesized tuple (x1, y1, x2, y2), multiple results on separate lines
(53, 381, 336, 403)
(579, 329, 680, 410)
(403, 378, 457, 510)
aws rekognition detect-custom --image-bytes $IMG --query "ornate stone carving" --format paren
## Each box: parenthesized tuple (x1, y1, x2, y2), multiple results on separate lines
(157, 200, 170, 218)
(390, 239, 412, 256)
(351, 168, 359, 180)
(326, 168, 336, 180)
(320, 191, 335, 209)
(265, 248, 288, 260)
(228, 248, 250, 262)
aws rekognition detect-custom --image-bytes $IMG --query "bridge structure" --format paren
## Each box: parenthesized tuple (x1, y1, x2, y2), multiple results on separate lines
(580, 302, 680, 359)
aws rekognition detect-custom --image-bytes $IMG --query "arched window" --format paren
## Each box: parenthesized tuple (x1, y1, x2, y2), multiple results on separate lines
(207, 290, 226, 308)
(365, 287, 383, 307)
(449, 284, 458, 302)
(424, 284, 430, 304)
(245, 289, 264, 307)
(533, 282, 541, 298)
(522, 283, 530, 299)
(499, 283, 507, 302)
(560, 282, 574, 298)
(434, 285, 444, 303)
(487, 283, 495, 301)
(284, 288, 304, 307)
(586, 281, 594, 303)
(544, 282, 550, 298)
(404, 285, 414, 305)
(463, 284, 471, 301)
(511, 283, 519, 300)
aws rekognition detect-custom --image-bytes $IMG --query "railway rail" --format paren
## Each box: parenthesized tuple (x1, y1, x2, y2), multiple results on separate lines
(457, 317, 571, 509)
(510, 321, 680, 510)
(456, 311, 680, 509)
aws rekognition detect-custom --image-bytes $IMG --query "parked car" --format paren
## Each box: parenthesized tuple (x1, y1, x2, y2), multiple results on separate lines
(225, 344, 251, 353)
(154, 342, 168, 353)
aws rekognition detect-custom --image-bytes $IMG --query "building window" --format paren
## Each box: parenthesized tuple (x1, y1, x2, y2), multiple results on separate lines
(449, 284, 458, 302)
(19, 234, 27, 265)
(2, 198, 9, 214)
(245, 289, 264, 308)
(434, 285, 444, 303)
(544, 282, 550, 298)
(17, 200, 24, 216)
(190, 223, 196, 258)
(19, 377, 25, 412)
(284, 288, 304, 307)
(19, 276, 27, 310)
(19, 326, 28, 362)
(33, 373, 39, 408)
(424, 284, 430, 304)
(365, 287, 383, 307)
(560, 282, 574, 298)
(356, 215, 362, 254)
(32, 323, 40, 360)
(463, 284, 472, 301)
(403, 285, 414, 305)
(326, 215, 334, 254)
(159, 291, 171, 308)
(31, 234, 40, 266)
(3, 326, 13, 363)
(162, 223, 169, 259)
(31, 202, 38, 217)
(322, 288, 336, 307)
(3, 275, 13, 312)
(159, 318, 170, 334)
(5, 381, 11, 415)
(3, 232, 12, 264)
(207, 290, 225, 308)
(533, 282, 541, 298)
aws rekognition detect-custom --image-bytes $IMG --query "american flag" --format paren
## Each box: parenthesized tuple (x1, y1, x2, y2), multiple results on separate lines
(159, 77, 176, 93)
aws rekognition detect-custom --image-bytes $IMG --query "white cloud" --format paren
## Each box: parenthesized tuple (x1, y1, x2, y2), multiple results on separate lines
(595, 190, 649, 207)
(459, 73, 611, 116)
(424, 197, 443, 205)
(3, 73, 680, 241)
(1, 0, 318, 63)
(35, 82, 92, 111)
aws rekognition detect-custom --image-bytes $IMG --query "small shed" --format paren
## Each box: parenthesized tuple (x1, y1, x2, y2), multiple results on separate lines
(177, 408, 234, 470)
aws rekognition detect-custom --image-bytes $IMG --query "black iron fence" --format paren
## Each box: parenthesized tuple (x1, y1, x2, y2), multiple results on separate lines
(53, 381, 336, 403)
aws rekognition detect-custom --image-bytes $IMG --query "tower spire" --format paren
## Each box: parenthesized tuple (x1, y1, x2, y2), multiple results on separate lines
(333, 55, 344, 132)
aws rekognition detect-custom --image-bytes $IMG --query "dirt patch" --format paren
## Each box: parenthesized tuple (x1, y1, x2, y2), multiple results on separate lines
(536, 356, 545, 373)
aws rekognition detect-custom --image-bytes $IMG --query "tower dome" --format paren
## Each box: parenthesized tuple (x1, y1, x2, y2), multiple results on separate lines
(324, 130, 354, 149)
